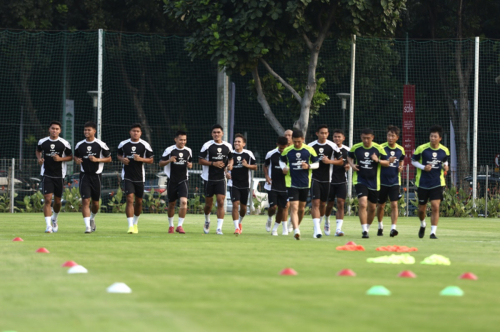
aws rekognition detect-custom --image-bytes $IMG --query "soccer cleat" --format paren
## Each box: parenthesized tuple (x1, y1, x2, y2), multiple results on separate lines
(239, 223, 242, 233)
(127, 226, 135, 234)
(362, 231, 369, 239)
(377, 228, 383, 236)
(51, 220, 58, 233)
(133, 224, 138, 234)
(168, 226, 175, 234)
(234, 228, 240, 236)
(45, 226, 53, 233)
(271, 230, 278, 236)
(390, 229, 399, 237)
(418, 226, 426, 238)
(430, 233, 438, 239)
(282, 229, 289, 236)
(265, 219, 272, 232)
(335, 230, 345, 237)
(324, 222, 331, 236)
(294, 229, 301, 240)
(176, 226, 185, 234)
(90, 219, 96, 232)
(85, 226, 92, 234)
(203, 222, 210, 234)
(313, 229, 323, 239)
(216, 229, 223, 235)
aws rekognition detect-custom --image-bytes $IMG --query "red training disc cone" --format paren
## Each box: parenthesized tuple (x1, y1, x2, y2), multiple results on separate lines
(398, 270, 417, 278)
(280, 268, 298, 276)
(62, 261, 78, 267)
(12, 237, 24, 242)
(346, 241, 357, 246)
(459, 272, 478, 280)
(36, 247, 50, 253)
(337, 269, 356, 276)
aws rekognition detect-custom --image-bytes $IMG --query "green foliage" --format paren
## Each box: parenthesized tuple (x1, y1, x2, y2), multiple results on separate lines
(252, 195, 268, 215)
(345, 196, 359, 216)
(62, 187, 82, 212)
(144, 191, 167, 214)
(16, 191, 43, 213)
(107, 187, 126, 213)
(0, 192, 17, 212)
(188, 195, 204, 214)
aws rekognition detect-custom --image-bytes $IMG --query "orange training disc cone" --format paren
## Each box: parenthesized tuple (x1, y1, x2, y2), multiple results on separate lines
(62, 261, 78, 267)
(346, 241, 357, 246)
(36, 247, 49, 253)
(459, 272, 478, 280)
(12, 237, 24, 241)
(280, 268, 298, 276)
(398, 270, 417, 278)
(337, 269, 356, 277)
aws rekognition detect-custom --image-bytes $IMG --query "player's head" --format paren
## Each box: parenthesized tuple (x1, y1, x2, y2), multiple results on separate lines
(360, 128, 374, 147)
(174, 130, 187, 148)
(233, 133, 246, 151)
(83, 121, 97, 139)
(332, 129, 345, 146)
(429, 125, 443, 145)
(284, 129, 293, 146)
(316, 124, 329, 142)
(277, 136, 288, 153)
(292, 129, 304, 149)
(386, 125, 400, 145)
(48, 121, 62, 138)
(129, 123, 142, 141)
(211, 124, 223, 142)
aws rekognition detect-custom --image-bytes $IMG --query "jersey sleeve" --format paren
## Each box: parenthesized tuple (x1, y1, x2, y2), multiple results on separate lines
(145, 148, 154, 158)
(161, 147, 171, 161)
(412, 145, 423, 161)
(248, 151, 256, 165)
(348, 147, 356, 160)
(102, 143, 111, 157)
(186, 148, 193, 162)
(117, 146, 124, 156)
(74, 144, 81, 158)
(63, 142, 73, 156)
(37, 140, 43, 152)
(199, 142, 209, 159)
(443, 147, 450, 163)
(308, 146, 319, 163)
(264, 156, 271, 167)
(399, 147, 406, 161)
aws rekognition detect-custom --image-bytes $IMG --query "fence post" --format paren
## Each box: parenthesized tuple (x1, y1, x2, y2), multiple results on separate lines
(347, 35, 356, 215)
(406, 163, 409, 217)
(485, 165, 489, 218)
(10, 158, 15, 213)
(472, 36, 479, 206)
(97, 29, 104, 140)
(217, 67, 229, 142)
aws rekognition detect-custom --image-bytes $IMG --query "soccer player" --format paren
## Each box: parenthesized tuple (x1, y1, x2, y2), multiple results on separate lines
(159, 130, 193, 234)
(280, 129, 319, 240)
(347, 128, 395, 239)
(226, 134, 257, 235)
(308, 125, 343, 238)
(283, 129, 293, 231)
(117, 123, 154, 234)
(325, 129, 350, 236)
(36, 121, 73, 233)
(199, 124, 233, 235)
(376, 125, 405, 237)
(74, 122, 112, 233)
(264, 136, 289, 236)
(411, 125, 450, 239)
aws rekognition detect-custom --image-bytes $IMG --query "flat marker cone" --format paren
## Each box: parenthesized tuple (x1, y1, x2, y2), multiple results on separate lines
(280, 268, 298, 276)
(68, 265, 88, 274)
(346, 241, 357, 246)
(36, 247, 49, 253)
(337, 269, 356, 276)
(107, 283, 132, 294)
(62, 261, 78, 267)
(12, 237, 23, 242)
(398, 270, 417, 278)
(440, 286, 464, 296)
(366, 285, 391, 296)
(459, 272, 478, 280)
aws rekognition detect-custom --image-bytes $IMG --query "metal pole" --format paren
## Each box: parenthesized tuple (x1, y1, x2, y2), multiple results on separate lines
(217, 68, 229, 142)
(10, 158, 15, 213)
(472, 36, 479, 205)
(485, 165, 489, 218)
(405, 32, 409, 85)
(347, 35, 356, 213)
(406, 164, 409, 217)
(19, 106, 23, 171)
(97, 29, 104, 140)
(230, 82, 236, 145)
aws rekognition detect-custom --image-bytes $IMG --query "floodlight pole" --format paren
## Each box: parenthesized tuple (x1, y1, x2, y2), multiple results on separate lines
(347, 35, 356, 212)
(97, 29, 104, 140)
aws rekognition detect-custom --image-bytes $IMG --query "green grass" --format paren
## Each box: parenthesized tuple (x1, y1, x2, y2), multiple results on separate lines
(2, 213, 500, 332)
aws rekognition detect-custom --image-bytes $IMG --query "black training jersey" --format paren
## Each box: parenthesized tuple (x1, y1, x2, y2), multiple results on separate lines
(380, 142, 405, 186)
(412, 143, 450, 189)
(264, 148, 287, 192)
(161, 145, 193, 184)
(228, 149, 256, 189)
(37, 137, 72, 178)
(117, 139, 154, 182)
(74, 139, 111, 175)
(331, 144, 349, 184)
(308, 140, 340, 183)
(199, 140, 233, 181)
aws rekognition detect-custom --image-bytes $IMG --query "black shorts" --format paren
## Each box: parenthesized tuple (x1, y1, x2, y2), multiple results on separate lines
(355, 184, 378, 204)
(230, 187, 250, 205)
(204, 180, 226, 197)
(79, 173, 102, 201)
(328, 183, 347, 201)
(268, 190, 288, 208)
(167, 180, 189, 202)
(41, 176, 63, 197)
(378, 185, 401, 203)
(287, 187, 309, 202)
(123, 180, 145, 199)
(417, 187, 444, 205)
(310, 180, 330, 202)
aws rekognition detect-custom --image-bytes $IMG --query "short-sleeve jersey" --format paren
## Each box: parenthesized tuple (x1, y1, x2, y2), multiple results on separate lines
(228, 149, 256, 189)
(264, 148, 287, 192)
(160, 145, 193, 184)
(331, 144, 350, 184)
(74, 139, 111, 175)
(348, 142, 387, 190)
(412, 143, 450, 189)
(36, 137, 72, 178)
(308, 140, 340, 183)
(199, 140, 233, 181)
(280, 144, 319, 189)
(117, 139, 154, 182)
(380, 142, 406, 186)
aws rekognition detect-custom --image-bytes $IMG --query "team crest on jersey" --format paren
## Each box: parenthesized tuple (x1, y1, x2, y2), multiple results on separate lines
(217, 148, 222, 153)
(391, 151, 395, 156)
(87, 146, 92, 151)
(319, 148, 324, 154)
(237, 156, 241, 161)
(50, 144, 55, 150)
(364, 152, 369, 157)
(132, 146, 136, 152)
(432, 152, 437, 158)
(296, 153, 301, 158)
(179, 153, 183, 158)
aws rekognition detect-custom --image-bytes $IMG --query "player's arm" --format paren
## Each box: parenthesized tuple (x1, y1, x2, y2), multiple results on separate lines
(347, 151, 359, 171)
(117, 154, 130, 165)
(242, 156, 257, 170)
(303, 151, 319, 169)
(322, 151, 344, 165)
(398, 153, 405, 172)
(90, 148, 112, 163)
(36, 150, 44, 165)
(53, 143, 73, 162)
(133, 154, 154, 164)
(226, 151, 234, 171)
(279, 154, 289, 175)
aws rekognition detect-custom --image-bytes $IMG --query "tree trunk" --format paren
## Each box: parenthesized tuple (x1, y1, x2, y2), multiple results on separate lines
(295, 47, 320, 136)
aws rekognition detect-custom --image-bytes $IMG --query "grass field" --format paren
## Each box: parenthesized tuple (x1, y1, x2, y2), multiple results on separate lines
(1, 213, 500, 332)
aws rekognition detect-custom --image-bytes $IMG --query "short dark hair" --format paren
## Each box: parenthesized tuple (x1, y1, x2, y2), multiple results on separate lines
(84, 121, 97, 130)
(332, 129, 345, 136)
(277, 136, 288, 146)
(211, 124, 223, 132)
(292, 129, 304, 138)
(130, 123, 142, 130)
(48, 121, 62, 129)
(361, 128, 373, 135)
(430, 125, 443, 138)
(387, 125, 400, 137)
(175, 130, 187, 137)
(316, 124, 328, 132)
(234, 133, 246, 143)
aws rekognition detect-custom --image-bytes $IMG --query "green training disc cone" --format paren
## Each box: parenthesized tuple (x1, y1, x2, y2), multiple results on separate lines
(440, 286, 464, 296)
(366, 286, 391, 296)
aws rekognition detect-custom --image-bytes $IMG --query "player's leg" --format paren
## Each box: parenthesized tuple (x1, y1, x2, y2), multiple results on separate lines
(367, 190, 378, 236)
(281, 197, 289, 235)
(335, 198, 345, 236)
(51, 178, 63, 232)
(168, 200, 177, 233)
(88, 175, 101, 232)
(82, 198, 91, 233)
(232, 200, 240, 233)
(389, 200, 399, 237)
(429, 199, 440, 239)
(215, 193, 225, 234)
(290, 200, 300, 240)
(203, 181, 214, 233)
(43, 192, 53, 233)
(176, 196, 187, 234)
(310, 181, 322, 237)
(417, 188, 429, 238)
(131, 183, 144, 233)
(376, 186, 388, 235)
(238, 189, 249, 233)
(358, 195, 369, 238)
(267, 191, 276, 232)
(324, 187, 335, 236)
(126, 194, 135, 233)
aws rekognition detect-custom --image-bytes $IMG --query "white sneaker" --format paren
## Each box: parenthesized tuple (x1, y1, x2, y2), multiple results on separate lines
(287, 221, 293, 232)
(45, 225, 53, 233)
(216, 229, 223, 235)
(51, 220, 58, 233)
(313, 228, 323, 239)
(84, 226, 92, 234)
(294, 229, 301, 240)
(324, 221, 330, 236)
(282, 229, 289, 236)
(335, 230, 345, 237)
(271, 230, 278, 236)
(265, 219, 272, 232)
(203, 221, 210, 234)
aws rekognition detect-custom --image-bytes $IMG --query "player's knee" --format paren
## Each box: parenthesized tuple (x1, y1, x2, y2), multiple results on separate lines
(390, 201, 398, 209)
(179, 200, 187, 208)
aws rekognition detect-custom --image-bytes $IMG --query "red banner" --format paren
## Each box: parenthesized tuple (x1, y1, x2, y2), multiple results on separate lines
(403, 85, 415, 180)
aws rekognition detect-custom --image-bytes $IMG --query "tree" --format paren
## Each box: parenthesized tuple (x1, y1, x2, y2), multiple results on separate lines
(164, 0, 406, 135)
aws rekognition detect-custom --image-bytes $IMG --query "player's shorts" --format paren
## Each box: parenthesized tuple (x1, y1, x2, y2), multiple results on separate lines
(355, 184, 378, 204)
(310, 180, 330, 202)
(167, 180, 189, 202)
(123, 180, 145, 199)
(287, 187, 309, 202)
(417, 187, 444, 205)
(328, 183, 347, 201)
(204, 180, 226, 197)
(41, 176, 64, 197)
(267, 190, 288, 208)
(229, 187, 250, 205)
(79, 173, 102, 201)
(378, 185, 401, 203)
